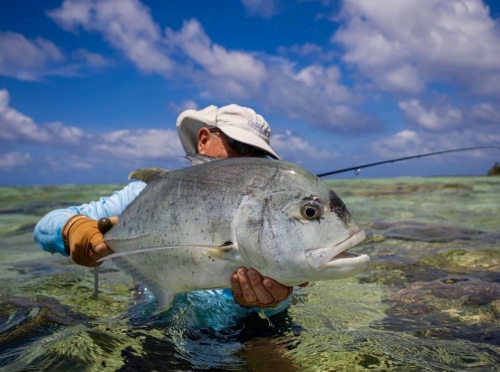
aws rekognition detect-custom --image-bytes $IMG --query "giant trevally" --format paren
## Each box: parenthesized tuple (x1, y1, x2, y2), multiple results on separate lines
(101, 156, 370, 310)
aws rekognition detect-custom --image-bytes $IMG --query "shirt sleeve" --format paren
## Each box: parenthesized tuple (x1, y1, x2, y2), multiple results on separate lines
(33, 181, 147, 256)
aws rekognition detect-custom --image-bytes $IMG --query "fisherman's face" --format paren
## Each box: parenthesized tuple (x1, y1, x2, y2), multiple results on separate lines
(197, 127, 255, 159)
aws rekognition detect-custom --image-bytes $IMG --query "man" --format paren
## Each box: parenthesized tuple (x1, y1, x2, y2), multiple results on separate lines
(34, 104, 300, 313)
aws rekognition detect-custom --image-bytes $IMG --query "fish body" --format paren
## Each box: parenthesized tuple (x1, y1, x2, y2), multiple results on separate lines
(103, 157, 369, 309)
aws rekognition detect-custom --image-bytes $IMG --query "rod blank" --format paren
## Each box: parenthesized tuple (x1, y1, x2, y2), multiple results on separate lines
(316, 146, 500, 178)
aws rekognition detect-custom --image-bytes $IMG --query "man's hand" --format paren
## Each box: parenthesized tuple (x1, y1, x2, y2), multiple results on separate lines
(230, 267, 308, 308)
(62, 214, 114, 267)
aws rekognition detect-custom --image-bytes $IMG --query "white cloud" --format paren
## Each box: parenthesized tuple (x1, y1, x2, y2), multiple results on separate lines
(288, 43, 323, 56)
(399, 99, 464, 131)
(241, 0, 281, 18)
(48, 0, 173, 75)
(45, 128, 184, 171)
(0, 91, 78, 144)
(373, 85, 499, 159)
(170, 100, 198, 113)
(44, 154, 95, 170)
(272, 130, 339, 164)
(333, 0, 500, 95)
(383, 65, 424, 94)
(0, 152, 32, 169)
(162, 19, 376, 132)
(0, 89, 186, 173)
(0, 32, 66, 81)
(469, 103, 500, 124)
(40, 129, 184, 173)
(72, 49, 111, 67)
(372, 128, 500, 158)
(0, 89, 85, 144)
(46, 0, 379, 135)
(475, 72, 500, 97)
(92, 129, 182, 160)
(278, 42, 335, 61)
(371, 130, 427, 158)
(166, 19, 267, 93)
(168, 23, 378, 132)
(0, 32, 112, 80)
(264, 64, 381, 133)
(294, 64, 351, 101)
(399, 98, 500, 131)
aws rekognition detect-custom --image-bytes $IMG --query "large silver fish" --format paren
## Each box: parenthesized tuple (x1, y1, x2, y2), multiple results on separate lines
(101, 156, 369, 309)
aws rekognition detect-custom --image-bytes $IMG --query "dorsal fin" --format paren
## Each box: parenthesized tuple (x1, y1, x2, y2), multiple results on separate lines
(128, 167, 169, 183)
(184, 154, 219, 166)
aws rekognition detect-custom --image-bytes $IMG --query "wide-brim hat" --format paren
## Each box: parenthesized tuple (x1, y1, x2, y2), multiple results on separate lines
(176, 104, 280, 159)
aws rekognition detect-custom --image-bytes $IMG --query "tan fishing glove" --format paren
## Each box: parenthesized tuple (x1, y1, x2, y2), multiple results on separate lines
(62, 214, 106, 267)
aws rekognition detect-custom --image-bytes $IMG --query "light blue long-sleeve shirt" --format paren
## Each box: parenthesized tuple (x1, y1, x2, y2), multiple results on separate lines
(34, 181, 147, 256)
(33, 181, 290, 325)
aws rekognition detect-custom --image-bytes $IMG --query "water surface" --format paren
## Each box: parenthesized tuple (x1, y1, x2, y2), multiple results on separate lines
(0, 177, 499, 371)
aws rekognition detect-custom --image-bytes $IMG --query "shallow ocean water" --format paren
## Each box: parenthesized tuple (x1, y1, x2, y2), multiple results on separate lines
(0, 177, 499, 371)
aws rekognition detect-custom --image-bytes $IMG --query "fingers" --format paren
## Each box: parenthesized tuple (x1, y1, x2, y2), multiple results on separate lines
(230, 271, 243, 295)
(231, 267, 294, 308)
(241, 268, 274, 304)
(89, 242, 113, 266)
(93, 242, 114, 258)
(262, 277, 293, 301)
(231, 267, 257, 303)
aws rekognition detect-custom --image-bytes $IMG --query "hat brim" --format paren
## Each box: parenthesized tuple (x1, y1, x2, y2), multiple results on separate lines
(176, 106, 218, 155)
(219, 126, 280, 159)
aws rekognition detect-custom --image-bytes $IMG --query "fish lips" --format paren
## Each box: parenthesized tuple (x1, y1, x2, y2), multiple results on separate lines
(304, 230, 368, 272)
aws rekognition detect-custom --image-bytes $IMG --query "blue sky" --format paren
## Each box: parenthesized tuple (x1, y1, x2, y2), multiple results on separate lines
(1, 0, 499, 186)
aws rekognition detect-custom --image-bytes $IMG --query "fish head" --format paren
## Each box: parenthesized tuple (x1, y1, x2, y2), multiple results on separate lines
(235, 163, 370, 285)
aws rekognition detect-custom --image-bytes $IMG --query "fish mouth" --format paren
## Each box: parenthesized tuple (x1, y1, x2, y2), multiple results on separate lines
(305, 230, 367, 271)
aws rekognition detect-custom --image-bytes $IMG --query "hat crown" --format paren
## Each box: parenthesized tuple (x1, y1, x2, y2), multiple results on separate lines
(216, 104, 271, 144)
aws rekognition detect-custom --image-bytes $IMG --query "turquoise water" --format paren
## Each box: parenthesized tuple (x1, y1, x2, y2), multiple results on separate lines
(0, 177, 499, 371)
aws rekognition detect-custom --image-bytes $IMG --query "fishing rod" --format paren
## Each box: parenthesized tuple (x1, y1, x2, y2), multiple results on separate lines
(316, 146, 500, 178)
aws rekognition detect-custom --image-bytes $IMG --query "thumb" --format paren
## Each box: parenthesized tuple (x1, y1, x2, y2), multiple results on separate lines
(93, 242, 114, 259)
(97, 216, 119, 234)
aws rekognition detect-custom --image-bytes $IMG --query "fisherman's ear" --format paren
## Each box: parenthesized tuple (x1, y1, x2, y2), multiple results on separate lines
(198, 127, 212, 155)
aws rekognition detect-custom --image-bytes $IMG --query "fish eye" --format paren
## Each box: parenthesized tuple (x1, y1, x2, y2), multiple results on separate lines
(300, 200, 324, 220)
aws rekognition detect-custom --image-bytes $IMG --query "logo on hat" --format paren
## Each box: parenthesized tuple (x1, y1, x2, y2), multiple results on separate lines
(247, 120, 270, 138)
